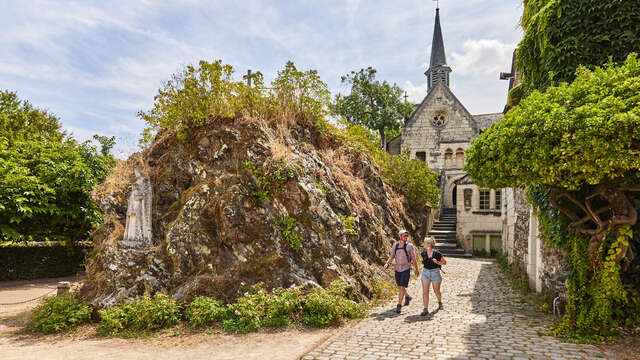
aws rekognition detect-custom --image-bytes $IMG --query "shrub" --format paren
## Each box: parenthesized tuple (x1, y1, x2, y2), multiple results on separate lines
(29, 293, 91, 334)
(301, 283, 366, 328)
(273, 215, 303, 252)
(97, 293, 181, 336)
(339, 214, 357, 235)
(185, 296, 226, 327)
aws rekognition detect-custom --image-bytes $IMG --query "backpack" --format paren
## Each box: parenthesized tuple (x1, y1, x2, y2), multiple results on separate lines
(394, 242, 411, 261)
(422, 249, 445, 273)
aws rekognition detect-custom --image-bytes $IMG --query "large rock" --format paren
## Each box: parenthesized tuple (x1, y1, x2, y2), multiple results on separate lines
(82, 117, 428, 307)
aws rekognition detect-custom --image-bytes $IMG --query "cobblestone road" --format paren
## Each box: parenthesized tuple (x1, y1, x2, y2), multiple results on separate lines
(303, 258, 611, 360)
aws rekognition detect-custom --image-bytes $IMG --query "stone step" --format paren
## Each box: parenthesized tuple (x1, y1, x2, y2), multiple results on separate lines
(437, 248, 472, 258)
(435, 242, 457, 248)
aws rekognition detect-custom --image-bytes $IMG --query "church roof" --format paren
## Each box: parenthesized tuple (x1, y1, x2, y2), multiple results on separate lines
(472, 113, 503, 131)
(429, 8, 447, 68)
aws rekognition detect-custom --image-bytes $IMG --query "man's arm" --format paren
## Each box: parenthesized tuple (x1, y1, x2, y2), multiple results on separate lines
(383, 244, 396, 269)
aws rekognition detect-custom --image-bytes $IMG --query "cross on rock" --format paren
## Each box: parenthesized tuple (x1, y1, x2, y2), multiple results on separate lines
(404, 91, 409, 102)
(245, 69, 254, 87)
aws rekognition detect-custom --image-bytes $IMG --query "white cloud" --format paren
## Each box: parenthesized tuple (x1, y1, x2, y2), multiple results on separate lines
(403, 80, 428, 104)
(450, 39, 516, 77)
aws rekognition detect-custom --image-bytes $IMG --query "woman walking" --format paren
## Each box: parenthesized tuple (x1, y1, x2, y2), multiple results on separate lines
(420, 236, 446, 316)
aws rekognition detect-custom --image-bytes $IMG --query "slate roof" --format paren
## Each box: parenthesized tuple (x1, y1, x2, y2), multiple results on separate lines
(472, 113, 503, 131)
(429, 8, 447, 68)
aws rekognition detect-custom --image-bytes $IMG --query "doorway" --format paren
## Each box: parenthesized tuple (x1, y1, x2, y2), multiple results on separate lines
(452, 185, 457, 206)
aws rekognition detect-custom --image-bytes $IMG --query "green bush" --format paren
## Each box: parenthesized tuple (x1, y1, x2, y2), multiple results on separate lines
(29, 293, 91, 334)
(0, 242, 91, 281)
(97, 293, 181, 336)
(301, 284, 366, 328)
(185, 296, 227, 327)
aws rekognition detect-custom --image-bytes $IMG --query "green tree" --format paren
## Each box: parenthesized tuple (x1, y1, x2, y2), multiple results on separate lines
(466, 54, 640, 340)
(333, 67, 413, 150)
(271, 61, 330, 119)
(0, 90, 64, 144)
(0, 91, 116, 243)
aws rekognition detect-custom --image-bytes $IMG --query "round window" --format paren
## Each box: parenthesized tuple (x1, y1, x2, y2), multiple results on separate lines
(432, 113, 447, 127)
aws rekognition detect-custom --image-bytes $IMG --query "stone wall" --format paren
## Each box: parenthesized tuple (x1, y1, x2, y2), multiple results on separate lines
(501, 188, 530, 274)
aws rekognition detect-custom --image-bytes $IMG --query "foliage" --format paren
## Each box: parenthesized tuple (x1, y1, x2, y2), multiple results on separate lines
(468, 54, 640, 340)
(517, 0, 640, 95)
(244, 159, 299, 203)
(333, 67, 414, 149)
(273, 215, 302, 252)
(138, 60, 265, 142)
(97, 293, 181, 336)
(139, 60, 332, 143)
(301, 284, 366, 328)
(338, 123, 440, 209)
(29, 293, 91, 334)
(0, 242, 91, 281)
(314, 182, 327, 198)
(0, 90, 64, 144)
(339, 214, 357, 235)
(0, 137, 115, 242)
(184, 296, 226, 327)
(466, 53, 640, 191)
(271, 61, 331, 119)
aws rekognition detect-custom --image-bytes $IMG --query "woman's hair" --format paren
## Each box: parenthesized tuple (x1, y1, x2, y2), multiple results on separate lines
(424, 236, 436, 248)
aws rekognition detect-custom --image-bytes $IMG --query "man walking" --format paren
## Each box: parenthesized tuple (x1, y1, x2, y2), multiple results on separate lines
(384, 229, 420, 313)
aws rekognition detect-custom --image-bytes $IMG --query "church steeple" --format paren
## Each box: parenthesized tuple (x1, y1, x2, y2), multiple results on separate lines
(425, 8, 452, 91)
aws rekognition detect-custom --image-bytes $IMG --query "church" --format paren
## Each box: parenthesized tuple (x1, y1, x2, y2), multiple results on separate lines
(387, 8, 504, 256)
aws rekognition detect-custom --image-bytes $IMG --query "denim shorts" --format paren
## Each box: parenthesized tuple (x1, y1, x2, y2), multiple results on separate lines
(421, 268, 442, 283)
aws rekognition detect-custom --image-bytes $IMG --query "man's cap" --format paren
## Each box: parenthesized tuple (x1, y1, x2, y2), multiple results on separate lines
(398, 229, 408, 236)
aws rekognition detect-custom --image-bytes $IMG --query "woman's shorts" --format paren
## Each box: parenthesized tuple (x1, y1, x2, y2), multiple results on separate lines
(421, 268, 442, 283)
(395, 269, 411, 287)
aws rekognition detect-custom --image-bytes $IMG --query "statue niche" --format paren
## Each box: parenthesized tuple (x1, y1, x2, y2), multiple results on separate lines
(121, 170, 152, 248)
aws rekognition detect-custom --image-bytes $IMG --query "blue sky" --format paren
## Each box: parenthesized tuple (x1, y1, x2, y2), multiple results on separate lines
(0, 0, 523, 156)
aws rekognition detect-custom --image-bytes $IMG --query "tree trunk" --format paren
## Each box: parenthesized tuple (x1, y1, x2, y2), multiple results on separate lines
(380, 129, 386, 151)
(549, 186, 638, 271)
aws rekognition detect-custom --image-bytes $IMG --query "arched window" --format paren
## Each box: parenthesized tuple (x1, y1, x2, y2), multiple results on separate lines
(444, 149, 453, 168)
(456, 148, 465, 168)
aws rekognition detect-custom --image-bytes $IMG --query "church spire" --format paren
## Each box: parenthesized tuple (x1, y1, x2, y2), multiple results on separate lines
(429, 8, 447, 67)
(425, 7, 452, 91)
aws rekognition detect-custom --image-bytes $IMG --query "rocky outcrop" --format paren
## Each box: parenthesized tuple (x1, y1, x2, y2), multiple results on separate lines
(83, 117, 428, 307)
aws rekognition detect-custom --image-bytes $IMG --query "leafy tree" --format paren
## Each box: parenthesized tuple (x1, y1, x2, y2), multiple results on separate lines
(0, 91, 116, 243)
(271, 61, 330, 119)
(0, 90, 64, 144)
(333, 67, 413, 150)
(466, 54, 640, 340)
(517, 0, 640, 95)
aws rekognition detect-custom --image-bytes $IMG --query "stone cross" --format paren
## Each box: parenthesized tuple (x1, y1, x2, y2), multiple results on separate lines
(121, 169, 153, 247)
(246, 69, 253, 87)
(404, 91, 408, 102)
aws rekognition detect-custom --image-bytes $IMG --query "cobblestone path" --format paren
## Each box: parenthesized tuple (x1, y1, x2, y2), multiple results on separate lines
(303, 258, 611, 360)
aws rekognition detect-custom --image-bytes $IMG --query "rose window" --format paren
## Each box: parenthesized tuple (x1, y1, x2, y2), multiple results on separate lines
(432, 113, 446, 127)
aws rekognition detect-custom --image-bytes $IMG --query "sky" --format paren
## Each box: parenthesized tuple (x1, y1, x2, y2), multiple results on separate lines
(0, 0, 523, 157)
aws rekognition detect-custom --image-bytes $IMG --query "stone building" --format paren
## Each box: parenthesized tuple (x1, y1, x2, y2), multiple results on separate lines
(387, 8, 503, 256)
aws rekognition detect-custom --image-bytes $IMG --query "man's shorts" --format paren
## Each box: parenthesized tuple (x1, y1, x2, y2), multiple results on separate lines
(395, 269, 410, 287)
(421, 268, 442, 283)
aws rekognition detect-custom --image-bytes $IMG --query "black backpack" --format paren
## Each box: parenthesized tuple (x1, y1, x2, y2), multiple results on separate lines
(394, 242, 411, 261)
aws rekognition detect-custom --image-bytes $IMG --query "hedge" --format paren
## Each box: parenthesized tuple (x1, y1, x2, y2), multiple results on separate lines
(0, 242, 91, 281)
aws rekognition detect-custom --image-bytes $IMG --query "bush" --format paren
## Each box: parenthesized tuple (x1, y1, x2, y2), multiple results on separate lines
(97, 293, 181, 336)
(185, 296, 226, 327)
(29, 293, 91, 334)
(301, 284, 366, 328)
(0, 242, 91, 281)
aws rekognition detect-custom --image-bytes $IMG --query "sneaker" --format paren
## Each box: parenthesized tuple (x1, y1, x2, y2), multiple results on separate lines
(437, 302, 443, 310)
(420, 308, 429, 316)
(396, 304, 402, 313)
(404, 295, 412, 306)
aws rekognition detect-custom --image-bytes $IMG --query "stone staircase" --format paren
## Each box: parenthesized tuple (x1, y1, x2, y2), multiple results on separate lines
(428, 208, 472, 258)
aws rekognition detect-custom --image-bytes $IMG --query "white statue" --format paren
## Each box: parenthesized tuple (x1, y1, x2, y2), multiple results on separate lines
(121, 169, 152, 247)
